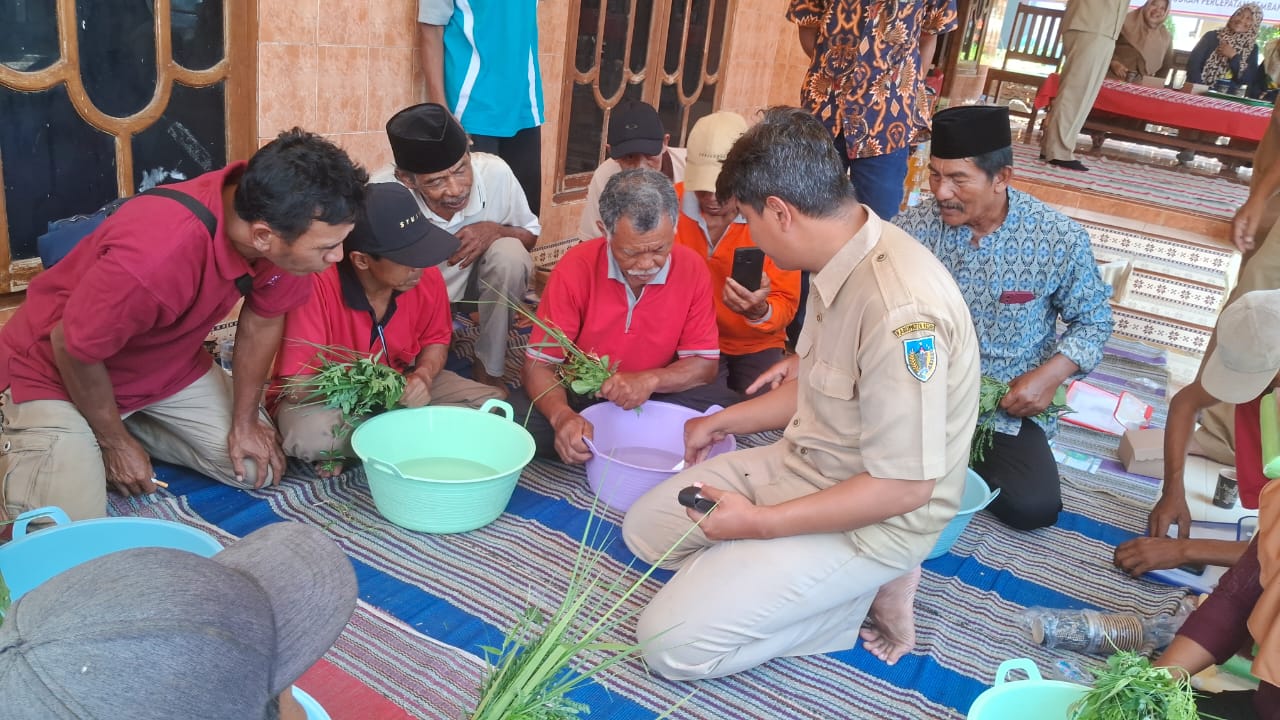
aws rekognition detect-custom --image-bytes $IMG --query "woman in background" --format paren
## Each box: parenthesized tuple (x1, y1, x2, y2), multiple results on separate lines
(1187, 3, 1263, 88)
(1109, 0, 1175, 82)
(1248, 36, 1280, 101)
(1180, 4, 1263, 162)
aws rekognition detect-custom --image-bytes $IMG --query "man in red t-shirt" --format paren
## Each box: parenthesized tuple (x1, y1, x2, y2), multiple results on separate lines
(0, 129, 368, 522)
(1115, 289, 1280, 576)
(270, 183, 504, 476)
(512, 168, 735, 464)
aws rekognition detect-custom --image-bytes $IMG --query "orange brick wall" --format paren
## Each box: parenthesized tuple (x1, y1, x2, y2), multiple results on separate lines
(254, 0, 806, 248)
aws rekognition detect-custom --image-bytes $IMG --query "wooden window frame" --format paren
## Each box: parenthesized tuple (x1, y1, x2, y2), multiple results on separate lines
(0, 0, 257, 294)
(553, 0, 733, 205)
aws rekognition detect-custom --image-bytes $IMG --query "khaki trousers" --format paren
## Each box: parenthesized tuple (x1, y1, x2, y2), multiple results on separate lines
(1, 366, 269, 521)
(1042, 30, 1116, 162)
(274, 369, 504, 461)
(439, 235, 532, 378)
(621, 444, 908, 680)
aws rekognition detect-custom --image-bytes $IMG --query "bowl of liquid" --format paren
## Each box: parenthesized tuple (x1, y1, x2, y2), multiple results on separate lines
(350, 399, 534, 533)
(579, 400, 736, 512)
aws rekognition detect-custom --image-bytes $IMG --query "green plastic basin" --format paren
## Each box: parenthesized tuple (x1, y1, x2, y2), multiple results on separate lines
(350, 399, 534, 533)
(969, 659, 1088, 719)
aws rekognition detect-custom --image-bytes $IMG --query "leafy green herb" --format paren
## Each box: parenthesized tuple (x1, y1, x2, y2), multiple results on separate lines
(281, 342, 407, 439)
(470, 500, 698, 719)
(476, 282, 616, 397)
(971, 376, 1072, 465)
(1069, 650, 1206, 720)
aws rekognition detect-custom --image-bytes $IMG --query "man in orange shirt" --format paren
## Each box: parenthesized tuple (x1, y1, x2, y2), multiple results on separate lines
(674, 112, 801, 396)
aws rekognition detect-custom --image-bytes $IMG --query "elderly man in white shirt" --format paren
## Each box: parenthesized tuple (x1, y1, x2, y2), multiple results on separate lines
(372, 103, 541, 390)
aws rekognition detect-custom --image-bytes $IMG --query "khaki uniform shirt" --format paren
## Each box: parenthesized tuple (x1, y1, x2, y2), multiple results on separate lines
(1063, 0, 1128, 40)
(782, 210, 981, 569)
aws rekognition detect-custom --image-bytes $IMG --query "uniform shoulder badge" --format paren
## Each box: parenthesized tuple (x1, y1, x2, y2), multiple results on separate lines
(903, 336, 937, 382)
(893, 321, 936, 338)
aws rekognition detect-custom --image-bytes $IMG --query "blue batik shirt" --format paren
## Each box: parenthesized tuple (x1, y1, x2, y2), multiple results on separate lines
(895, 188, 1113, 438)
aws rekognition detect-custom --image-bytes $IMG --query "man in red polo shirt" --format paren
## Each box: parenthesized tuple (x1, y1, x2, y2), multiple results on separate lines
(0, 129, 368, 522)
(675, 112, 801, 397)
(512, 168, 734, 464)
(270, 183, 504, 475)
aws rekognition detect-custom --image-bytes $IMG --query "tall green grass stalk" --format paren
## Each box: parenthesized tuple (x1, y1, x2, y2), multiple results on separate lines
(470, 496, 702, 719)
(475, 282, 616, 397)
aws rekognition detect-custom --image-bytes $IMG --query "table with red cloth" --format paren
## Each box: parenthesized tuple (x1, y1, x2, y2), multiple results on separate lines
(1033, 73, 1272, 162)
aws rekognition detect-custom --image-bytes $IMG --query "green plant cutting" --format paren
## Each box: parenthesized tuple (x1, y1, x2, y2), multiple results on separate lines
(470, 499, 697, 719)
(1068, 650, 1212, 720)
(280, 343, 407, 474)
(971, 375, 1072, 465)
(281, 343, 407, 431)
(478, 282, 616, 397)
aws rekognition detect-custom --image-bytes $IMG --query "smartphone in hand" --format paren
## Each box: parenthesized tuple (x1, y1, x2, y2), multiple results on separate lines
(731, 246, 765, 292)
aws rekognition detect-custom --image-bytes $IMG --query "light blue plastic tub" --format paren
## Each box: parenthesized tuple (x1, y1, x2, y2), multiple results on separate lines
(1, 508, 330, 720)
(293, 687, 331, 720)
(350, 398, 535, 533)
(968, 659, 1088, 719)
(927, 469, 1000, 560)
(0, 506, 224, 601)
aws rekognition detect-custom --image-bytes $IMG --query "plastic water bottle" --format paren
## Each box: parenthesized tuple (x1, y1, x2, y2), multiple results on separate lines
(1021, 600, 1193, 654)
(217, 338, 234, 373)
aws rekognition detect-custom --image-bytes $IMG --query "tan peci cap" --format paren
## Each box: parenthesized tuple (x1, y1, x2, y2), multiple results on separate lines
(684, 111, 748, 194)
(1201, 289, 1280, 404)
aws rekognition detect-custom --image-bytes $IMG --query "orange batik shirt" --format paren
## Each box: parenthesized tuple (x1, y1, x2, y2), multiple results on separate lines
(788, 0, 958, 159)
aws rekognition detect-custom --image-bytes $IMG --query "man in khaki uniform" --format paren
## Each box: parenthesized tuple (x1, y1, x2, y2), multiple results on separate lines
(621, 107, 981, 680)
(1040, 0, 1129, 171)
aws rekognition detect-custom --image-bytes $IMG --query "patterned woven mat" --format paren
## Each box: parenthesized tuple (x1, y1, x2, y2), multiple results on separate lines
(1010, 140, 1248, 220)
(104, 330, 1188, 719)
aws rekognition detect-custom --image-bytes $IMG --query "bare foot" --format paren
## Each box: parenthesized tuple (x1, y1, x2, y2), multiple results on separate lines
(859, 566, 921, 665)
(313, 459, 345, 478)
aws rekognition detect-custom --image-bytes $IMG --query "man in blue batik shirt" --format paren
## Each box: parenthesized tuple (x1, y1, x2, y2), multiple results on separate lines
(896, 105, 1113, 530)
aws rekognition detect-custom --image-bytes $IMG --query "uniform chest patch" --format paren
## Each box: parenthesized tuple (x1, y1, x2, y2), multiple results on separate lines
(903, 336, 937, 382)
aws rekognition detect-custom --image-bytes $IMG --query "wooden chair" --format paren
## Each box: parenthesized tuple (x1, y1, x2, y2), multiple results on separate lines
(981, 2, 1066, 141)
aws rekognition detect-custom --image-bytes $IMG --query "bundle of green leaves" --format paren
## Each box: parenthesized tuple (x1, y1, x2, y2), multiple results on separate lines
(1069, 650, 1203, 720)
(971, 375, 1072, 465)
(282, 344, 406, 432)
(470, 504, 694, 719)
(480, 282, 616, 397)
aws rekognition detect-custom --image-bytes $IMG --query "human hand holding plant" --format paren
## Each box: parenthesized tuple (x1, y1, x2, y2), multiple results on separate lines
(598, 370, 658, 410)
(971, 375, 1072, 465)
(398, 370, 434, 408)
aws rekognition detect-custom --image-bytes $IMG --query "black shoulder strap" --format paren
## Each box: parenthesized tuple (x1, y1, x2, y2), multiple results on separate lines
(140, 186, 251, 295)
(140, 187, 219, 238)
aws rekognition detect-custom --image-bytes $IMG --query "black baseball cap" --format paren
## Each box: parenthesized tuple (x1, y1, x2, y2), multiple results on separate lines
(347, 183, 460, 268)
(608, 100, 665, 158)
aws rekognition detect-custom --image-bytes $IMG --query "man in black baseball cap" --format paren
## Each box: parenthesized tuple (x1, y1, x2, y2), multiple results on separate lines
(268, 182, 505, 476)
(578, 100, 689, 239)
(373, 102, 540, 394)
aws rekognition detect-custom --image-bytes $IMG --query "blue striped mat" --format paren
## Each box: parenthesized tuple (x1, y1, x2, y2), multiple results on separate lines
(107, 417, 1188, 720)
